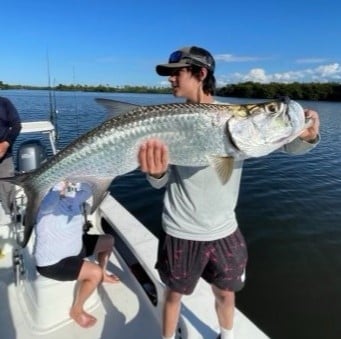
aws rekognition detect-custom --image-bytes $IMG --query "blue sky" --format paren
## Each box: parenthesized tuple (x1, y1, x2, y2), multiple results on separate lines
(1, 0, 340, 87)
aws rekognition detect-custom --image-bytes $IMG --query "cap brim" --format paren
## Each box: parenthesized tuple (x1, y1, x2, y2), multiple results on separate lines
(156, 63, 191, 76)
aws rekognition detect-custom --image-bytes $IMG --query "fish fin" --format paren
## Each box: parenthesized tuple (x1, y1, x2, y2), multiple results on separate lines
(0, 172, 40, 247)
(95, 98, 141, 119)
(89, 179, 112, 213)
(208, 156, 235, 184)
(67, 176, 113, 213)
(21, 188, 47, 247)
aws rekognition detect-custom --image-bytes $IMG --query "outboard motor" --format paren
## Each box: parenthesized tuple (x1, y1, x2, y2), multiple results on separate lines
(17, 140, 47, 172)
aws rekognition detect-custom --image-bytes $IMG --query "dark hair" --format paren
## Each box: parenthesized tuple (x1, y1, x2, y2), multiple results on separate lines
(190, 65, 216, 95)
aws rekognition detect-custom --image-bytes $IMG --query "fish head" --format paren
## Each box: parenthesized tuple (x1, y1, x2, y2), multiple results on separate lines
(226, 99, 306, 157)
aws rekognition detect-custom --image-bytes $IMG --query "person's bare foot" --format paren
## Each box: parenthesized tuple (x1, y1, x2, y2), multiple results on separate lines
(103, 273, 120, 284)
(70, 309, 97, 328)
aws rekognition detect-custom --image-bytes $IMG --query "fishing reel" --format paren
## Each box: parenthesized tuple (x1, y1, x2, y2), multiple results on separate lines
(82, 202, 93, 233)
(83, 220, 93, 234)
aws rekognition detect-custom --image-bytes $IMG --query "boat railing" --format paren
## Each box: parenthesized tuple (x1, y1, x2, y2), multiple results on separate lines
(95, 194, 165, 310)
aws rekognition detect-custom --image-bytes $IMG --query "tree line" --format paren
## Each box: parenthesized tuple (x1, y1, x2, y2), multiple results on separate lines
(216, 81, 341, 101)
(0, 81, 172, 94)
(1, 80, 341, 101)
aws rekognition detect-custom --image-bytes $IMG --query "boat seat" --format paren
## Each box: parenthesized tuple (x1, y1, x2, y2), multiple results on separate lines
(16, 244, 100, 334)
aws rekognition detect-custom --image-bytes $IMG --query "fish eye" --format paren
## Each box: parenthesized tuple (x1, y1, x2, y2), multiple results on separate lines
(266, 103, 278, 113)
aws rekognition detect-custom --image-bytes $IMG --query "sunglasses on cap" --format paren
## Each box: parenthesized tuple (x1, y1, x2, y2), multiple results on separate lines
(168, 50, 213, 70)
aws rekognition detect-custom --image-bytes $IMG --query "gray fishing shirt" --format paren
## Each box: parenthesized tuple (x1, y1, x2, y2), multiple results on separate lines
(149, 162, 243, 241)
(147, 106, 319, 241)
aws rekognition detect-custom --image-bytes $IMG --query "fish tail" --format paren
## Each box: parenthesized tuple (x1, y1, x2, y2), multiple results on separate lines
(0, 173, 42, 248)
(17, 185, 45, 248)
(0, 172, 31, 187)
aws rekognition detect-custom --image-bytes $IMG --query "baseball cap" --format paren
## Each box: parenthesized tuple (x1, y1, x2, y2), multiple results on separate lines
(156, 46, 215, 76)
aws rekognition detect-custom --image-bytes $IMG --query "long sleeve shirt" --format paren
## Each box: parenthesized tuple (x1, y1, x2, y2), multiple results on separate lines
(147, 101, 319, 241)
(0, 96, 22, 159)
(33, 183, 92, 267)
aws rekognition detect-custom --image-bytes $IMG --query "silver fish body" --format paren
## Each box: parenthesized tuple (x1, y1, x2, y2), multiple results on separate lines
(7, 98, 306, 246)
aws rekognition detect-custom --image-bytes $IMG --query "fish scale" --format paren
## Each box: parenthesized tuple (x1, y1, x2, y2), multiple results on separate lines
(2, 98, 306, 247)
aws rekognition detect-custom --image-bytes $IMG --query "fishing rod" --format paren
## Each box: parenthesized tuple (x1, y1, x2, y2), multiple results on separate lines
(46, 51, 59, 145)
(72, 65, 81, 138)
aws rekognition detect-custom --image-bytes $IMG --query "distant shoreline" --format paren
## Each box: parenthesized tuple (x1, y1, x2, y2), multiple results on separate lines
(1, 81, 340, 101)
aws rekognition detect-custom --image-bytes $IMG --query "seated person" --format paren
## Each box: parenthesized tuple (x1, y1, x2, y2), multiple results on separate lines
(33, 181, 119, 328)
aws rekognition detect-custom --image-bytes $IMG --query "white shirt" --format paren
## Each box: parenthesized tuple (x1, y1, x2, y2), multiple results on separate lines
(33, 183, 92, 267)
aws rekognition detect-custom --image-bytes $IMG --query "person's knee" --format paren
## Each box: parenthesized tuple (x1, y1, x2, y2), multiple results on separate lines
(212, 286, 235, 306)
(82, 264, 103, 284)
(92, 265, 103, 283)
(165, 289, 182, 303)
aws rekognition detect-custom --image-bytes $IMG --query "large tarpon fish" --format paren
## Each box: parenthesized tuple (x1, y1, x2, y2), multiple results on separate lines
(4, 97, 307, 247)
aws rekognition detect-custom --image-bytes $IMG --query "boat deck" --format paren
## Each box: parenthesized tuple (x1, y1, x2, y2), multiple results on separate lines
(0, 196, 269, 338)
(0, 236, 161, 339)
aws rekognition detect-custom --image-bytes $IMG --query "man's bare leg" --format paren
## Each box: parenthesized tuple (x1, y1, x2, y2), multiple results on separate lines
(70, 261, 102, 327)
(95, 234, 120, 283)
(163, 288, 182, 338)
(212, 285, 235, 338)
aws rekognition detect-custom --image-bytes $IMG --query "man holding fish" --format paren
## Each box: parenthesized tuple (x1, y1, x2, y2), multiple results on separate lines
(138, 46, 319, 339)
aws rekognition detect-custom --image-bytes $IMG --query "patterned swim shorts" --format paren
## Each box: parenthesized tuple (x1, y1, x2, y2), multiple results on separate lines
(156, 228, 247, 294)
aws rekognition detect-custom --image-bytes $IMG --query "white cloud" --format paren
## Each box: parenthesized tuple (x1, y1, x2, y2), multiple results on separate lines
(214, 54, 263, 62)
(243, 68, 267, 82)
(296, 58, 329, 64)
(315, 63, 341, 76)
(218, 63, 341, 84)
(159, 80, 170, 87)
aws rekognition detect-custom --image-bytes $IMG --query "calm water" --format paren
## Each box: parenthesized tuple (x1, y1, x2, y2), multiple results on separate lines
(4, 90, 341, 339)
